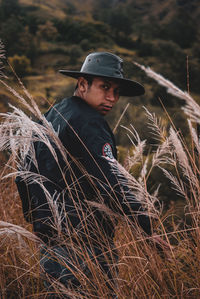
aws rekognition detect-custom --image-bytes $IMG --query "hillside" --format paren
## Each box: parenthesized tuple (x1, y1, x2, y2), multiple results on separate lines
(18, 0, 200, 23)
(0, 0, 200, 144)
(19, 0, 95, 18)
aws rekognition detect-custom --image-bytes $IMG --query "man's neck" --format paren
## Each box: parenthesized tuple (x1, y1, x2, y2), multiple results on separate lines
(74, 89, 82, 99)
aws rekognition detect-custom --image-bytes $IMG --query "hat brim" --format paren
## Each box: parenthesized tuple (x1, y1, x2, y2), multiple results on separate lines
(59, 70, 145, 97)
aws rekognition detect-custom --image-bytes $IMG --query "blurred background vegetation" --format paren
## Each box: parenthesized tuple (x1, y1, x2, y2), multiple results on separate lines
(0, 0, 200, 207)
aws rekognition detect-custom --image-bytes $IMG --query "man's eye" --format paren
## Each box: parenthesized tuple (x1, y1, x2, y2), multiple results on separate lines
(102, 85, 109, 90)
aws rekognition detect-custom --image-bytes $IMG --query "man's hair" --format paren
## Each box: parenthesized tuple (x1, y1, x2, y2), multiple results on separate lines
(84, 76, 93, 86)
(75, 76, 94, 91)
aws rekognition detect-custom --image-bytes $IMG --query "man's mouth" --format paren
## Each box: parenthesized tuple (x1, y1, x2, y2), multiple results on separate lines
(102, 105, 112, 111)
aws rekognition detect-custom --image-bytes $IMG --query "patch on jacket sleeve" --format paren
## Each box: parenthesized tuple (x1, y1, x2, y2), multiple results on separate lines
(102, 143, 114, 159)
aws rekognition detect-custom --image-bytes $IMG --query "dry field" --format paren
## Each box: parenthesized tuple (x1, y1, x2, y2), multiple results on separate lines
(0, 58, 200, 298)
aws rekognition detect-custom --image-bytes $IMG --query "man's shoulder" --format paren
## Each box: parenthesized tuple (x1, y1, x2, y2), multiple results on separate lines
(44, 96, 84, 122)
(44, 96, 106, 131)
(67, 96, 105, 125)
(48, 96, 100, 119)
(66, 97, 112, 138)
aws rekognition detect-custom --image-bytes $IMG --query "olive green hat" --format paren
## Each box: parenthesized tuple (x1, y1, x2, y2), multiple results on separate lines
(59, 52, 145, 97)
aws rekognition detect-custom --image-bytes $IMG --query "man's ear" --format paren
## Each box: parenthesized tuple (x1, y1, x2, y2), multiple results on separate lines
(77, 77, 88, 92)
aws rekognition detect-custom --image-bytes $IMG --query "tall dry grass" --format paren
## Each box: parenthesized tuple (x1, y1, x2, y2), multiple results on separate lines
(0, 49, 200, 298)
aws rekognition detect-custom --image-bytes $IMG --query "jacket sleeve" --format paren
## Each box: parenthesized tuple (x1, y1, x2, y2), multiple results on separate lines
(21, 142, 64, 241)
(71, 117, 151, 235)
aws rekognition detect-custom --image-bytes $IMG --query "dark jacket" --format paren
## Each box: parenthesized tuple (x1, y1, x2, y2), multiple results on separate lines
(17, 96, 151, 244)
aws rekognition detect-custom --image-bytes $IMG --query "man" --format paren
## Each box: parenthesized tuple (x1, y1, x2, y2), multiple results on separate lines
(16, 52, 151, 297)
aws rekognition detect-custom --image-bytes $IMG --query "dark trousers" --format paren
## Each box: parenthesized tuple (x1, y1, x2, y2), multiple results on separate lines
(40, 244, 118, 298)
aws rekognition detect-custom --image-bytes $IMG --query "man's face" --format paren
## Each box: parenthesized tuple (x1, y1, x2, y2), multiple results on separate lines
(78, 77, 120, 115)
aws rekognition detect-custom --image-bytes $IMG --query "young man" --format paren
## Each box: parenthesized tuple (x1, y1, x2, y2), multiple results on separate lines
(17, 52, 151, 296)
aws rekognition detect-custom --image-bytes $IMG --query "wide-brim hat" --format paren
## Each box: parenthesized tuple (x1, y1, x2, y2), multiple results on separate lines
(59, 52, 145, 97)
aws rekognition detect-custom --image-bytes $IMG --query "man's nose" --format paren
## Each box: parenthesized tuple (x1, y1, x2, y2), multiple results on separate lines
(106, 89, 117, 102)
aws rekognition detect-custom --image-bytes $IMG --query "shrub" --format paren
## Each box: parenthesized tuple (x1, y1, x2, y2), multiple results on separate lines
(8, 55, 31, 77)
(36, 21, 58, 42)
(68, 45, 83, 64)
